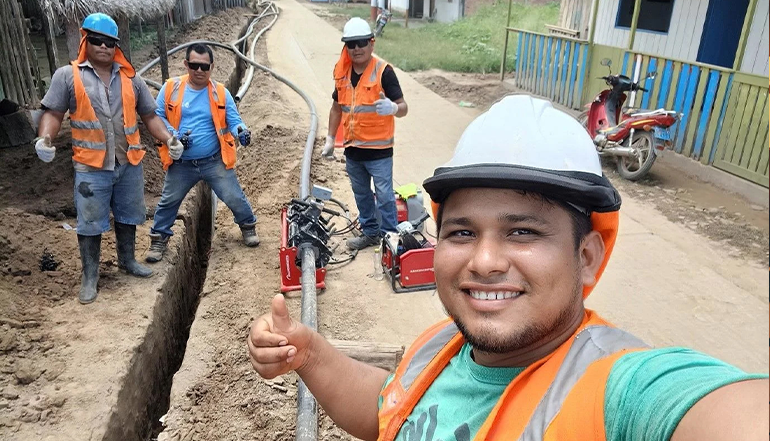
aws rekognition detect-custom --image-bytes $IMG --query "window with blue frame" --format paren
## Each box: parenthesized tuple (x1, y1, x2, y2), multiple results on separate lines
(616, 0, 674, 33)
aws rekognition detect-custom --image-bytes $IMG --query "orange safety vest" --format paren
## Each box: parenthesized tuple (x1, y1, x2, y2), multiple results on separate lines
(69, 36, 144, 168)
(333, 50, 395, 149)
(378, 310, 648, 441)
(159, 75, 237, 170)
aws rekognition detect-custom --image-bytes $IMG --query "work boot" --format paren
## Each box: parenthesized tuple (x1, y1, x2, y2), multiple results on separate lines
(145, 233, 169, 263)
(240, 222, 260, 247)
(115, 223, 153, 277)
(77, 234, 101, 305)
(347, 234, 380, 251)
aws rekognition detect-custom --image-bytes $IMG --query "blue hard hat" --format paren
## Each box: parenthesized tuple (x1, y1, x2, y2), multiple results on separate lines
(82, 13, 119, 40)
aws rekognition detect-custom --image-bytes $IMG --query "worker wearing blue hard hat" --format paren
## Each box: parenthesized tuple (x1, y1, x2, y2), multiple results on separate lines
(34, 12, 183, 304)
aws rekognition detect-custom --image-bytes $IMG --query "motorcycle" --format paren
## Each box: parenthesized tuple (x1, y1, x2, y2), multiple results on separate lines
(374, 7, 392, 37)
(577, 58, 681, 181)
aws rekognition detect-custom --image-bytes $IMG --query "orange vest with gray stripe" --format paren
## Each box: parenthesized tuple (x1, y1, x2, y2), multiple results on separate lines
(159, 75, 237, 170)
(69, 45, 144, 168)
(378, 310, 647, 441)
(334, 51, 395, 149)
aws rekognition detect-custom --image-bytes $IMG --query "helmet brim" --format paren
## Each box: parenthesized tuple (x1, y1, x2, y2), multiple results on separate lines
(341, 33, 374, 42)
(423, 164, 621, 213)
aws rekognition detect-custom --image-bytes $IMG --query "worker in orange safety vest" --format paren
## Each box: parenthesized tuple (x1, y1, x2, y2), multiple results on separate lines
(35, 13, 182, 304)
(248, 95, 768, 441)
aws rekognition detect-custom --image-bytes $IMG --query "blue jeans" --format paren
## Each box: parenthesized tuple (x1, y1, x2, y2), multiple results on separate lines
(345, 156, 397, 237)
(151, 153, 256, 237)
(74, 162, 146, 236)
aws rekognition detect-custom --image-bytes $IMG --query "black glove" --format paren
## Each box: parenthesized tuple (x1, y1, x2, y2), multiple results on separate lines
(238, 127, 251, 147)
(179, 130, 192, 150)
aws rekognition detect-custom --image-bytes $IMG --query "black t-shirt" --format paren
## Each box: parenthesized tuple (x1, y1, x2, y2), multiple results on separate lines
(332, 65, 403, 161)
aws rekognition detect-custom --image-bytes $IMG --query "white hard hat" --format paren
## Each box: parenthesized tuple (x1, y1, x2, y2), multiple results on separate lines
(423, 94, 620, 213)
(342, 17, 374, 42)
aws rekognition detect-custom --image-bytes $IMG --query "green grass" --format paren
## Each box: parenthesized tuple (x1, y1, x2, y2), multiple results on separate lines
(327, 1, 559, 73)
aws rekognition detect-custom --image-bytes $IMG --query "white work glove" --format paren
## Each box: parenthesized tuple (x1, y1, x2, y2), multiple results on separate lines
(35, 135, 55, 163)
(321, 135, 336, 161)
(167, 136, 184, 161)
(374, 92, 398, 116)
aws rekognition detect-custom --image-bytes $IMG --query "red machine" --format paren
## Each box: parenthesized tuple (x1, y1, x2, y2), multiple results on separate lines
(380, 214, 436, 293)
(279, 207, 327, 293)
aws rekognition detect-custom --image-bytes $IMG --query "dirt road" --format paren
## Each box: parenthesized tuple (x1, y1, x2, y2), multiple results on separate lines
(0, 1, 766, 440)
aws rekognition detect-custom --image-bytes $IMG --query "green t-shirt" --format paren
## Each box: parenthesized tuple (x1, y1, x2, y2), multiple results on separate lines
(380, 343, 766, 441)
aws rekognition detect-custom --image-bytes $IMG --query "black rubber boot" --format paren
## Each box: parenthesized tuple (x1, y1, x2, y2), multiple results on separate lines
(77, 234, 101, 305)
(115, 223, 153, 278)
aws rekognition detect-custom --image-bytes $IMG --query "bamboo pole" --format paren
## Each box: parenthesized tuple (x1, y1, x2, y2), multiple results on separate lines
(41, 8, 60, 76)
(627, 0, 642, 50)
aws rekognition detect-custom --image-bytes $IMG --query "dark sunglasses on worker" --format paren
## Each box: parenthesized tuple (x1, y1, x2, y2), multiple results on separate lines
(86, 35, 117, 49)
(187, 62, 211, 72)
(345, 39, 371, 49)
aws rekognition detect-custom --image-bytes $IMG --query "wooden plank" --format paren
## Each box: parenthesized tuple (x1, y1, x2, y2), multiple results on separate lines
(754, 130, 770, 176)
(328, 339, 404, 371)
(665, 61, 682, 110)
(506, 27, 587, 44)
(737, 86, 766, 169)
(641, 57, 657, 109)
(527, 33, 537, 92)
(683, 68, 710, 157)
(520, 32, 530, 88)
(732, 85, 760, 165)
(567, 41, 580, 109)
(542, 37, 553, 97)
(692, 70, 721, 159)
(0, 1, 23, 104)
(675, 65, 701, 153)
(703, 73, 734, 164)
(549, 39, 562, 101)
(714, 77, 742, 162)
(723, 83, 752, 164)
(633, 55, 648, 108)
(559, 41, 572, 105)
(745, 91, 769, 173)
(733, 72, 768, 88)
(536, 35, 545, 96)
(621, 51, 630, 77)
(576, 44, 590, 110)
(656, 59, 674, 109)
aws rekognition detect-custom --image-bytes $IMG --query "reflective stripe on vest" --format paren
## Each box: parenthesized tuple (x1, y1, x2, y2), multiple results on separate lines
(383, 316, 648, 441)
(160, 75, 237, 171)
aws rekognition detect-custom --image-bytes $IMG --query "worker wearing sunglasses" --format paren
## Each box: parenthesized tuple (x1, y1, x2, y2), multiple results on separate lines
(35, 13, 179, 304)
(145, 43, 259, 264)
(323, 17, 409, 251)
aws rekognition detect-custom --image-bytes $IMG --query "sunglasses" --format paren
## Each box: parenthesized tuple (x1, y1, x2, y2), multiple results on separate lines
(186, 61, 211, 72)
(345, 39, 371, 49)
(86, 35, 117, 49)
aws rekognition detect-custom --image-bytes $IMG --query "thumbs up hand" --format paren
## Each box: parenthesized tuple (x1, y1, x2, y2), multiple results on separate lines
(248, 294, 315, 379)
(374, 91, 398, 116)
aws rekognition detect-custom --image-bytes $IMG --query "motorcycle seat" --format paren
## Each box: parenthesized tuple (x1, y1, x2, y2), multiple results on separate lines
(623, 107, 653, 116)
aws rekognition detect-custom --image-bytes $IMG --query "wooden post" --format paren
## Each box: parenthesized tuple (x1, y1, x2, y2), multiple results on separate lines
(499, 0, 513, 81)
(732, 0, 759, 71)
(157, 16, 170, 82)
(587, 0, 600, 44)
(627, 0, 642, 50)
(0, 2, 21, 103)
(41, 8, 59, 76)
(117, 13, 131, 62)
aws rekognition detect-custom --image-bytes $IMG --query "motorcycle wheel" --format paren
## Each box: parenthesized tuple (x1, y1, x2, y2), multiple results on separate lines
(616, 130, 656, 181)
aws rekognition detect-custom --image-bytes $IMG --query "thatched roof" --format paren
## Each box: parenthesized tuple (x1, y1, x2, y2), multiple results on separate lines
(42, 0, 177, 20)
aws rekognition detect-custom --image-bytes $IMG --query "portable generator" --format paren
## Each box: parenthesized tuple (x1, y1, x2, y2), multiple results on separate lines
(381, 213, 436, 293)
